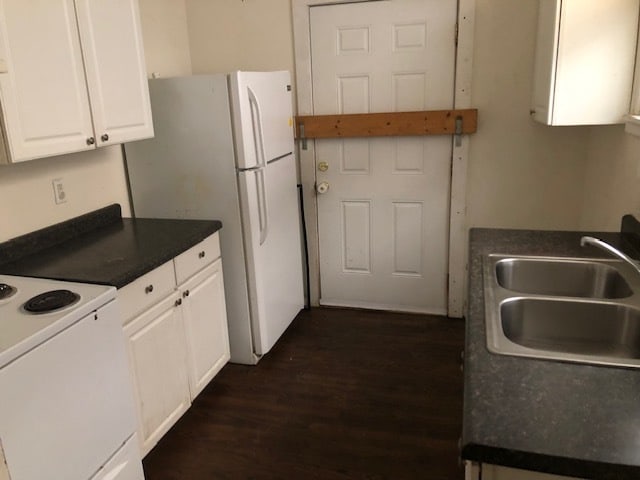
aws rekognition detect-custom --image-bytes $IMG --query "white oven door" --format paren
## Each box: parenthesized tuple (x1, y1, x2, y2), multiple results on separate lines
(0, 300, 138, 480)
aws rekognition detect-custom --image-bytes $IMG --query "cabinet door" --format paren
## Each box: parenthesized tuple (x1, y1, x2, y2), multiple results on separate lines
(181, 259, 231, 399)
(124, 292, 190, 457)
(75, 0, 153, 146)
(531, 0, 639, 125)
(0, 0, 95, 162)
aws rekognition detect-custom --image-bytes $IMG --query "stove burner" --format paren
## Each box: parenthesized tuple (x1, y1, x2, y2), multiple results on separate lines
(23, 289, 80, 314)
(0, 283, 16, 300)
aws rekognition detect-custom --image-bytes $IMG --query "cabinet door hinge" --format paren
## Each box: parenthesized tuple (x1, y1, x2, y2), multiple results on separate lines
(455, 21, 459, 47)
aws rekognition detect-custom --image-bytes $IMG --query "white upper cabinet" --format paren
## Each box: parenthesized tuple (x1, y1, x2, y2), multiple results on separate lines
(531, 0, 640, 126)
(75, 0, 153, 147)
(0, 0, 94, 162)
(0, 0, 153, 164)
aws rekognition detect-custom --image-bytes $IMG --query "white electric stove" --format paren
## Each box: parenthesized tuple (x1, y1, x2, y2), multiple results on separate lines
(0, 275, 145, 480)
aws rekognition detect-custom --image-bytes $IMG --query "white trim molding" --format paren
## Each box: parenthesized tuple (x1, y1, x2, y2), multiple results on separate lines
(449, 0, 476, 318)
(291, 0, 476, 318)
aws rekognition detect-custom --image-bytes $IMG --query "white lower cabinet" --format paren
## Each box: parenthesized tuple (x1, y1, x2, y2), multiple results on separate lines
(180, 259, 230, 399)
(120, 232, 229, 457)
(466, 462, 585, 480)
(124, 292, 191, 457)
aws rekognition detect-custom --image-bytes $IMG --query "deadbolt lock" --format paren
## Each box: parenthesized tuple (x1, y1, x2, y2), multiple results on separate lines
(316, 182, 329, 194)
(318, 162, 329, 172)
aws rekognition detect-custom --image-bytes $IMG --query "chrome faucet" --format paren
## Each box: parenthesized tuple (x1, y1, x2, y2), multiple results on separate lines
(580, 236, 640, 275)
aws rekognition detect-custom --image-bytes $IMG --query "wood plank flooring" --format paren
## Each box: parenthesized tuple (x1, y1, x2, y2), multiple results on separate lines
(142, 307, 465, 479)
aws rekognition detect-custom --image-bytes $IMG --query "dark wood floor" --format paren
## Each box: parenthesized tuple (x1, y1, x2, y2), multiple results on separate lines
(142, 307, 465, 480)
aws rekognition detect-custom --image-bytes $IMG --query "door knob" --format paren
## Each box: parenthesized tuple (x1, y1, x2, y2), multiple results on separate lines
(316, 182, 329, 194)
(318, 162, 329, 172)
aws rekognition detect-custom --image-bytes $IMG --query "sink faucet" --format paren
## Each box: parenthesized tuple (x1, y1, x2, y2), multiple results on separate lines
(580, 236, 640, 275)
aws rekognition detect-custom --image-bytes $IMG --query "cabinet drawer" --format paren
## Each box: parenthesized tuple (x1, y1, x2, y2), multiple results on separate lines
(118, 261, 176, 325)
(174, 233, 221, 285)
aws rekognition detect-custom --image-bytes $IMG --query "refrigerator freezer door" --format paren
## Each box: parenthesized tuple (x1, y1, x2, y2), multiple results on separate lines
(230, 71, 295, 169)
(237, 154, 304, 355)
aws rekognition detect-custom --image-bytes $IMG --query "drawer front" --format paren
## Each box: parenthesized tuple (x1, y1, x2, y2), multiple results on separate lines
(174, 233, 221, 285)
(118, 261, 176, 325)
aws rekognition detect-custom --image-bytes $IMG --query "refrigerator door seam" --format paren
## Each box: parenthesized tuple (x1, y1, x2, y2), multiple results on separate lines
(267, 153, 293, 164)
(237, 165, 262, 172)
(238, 153, 293, 172)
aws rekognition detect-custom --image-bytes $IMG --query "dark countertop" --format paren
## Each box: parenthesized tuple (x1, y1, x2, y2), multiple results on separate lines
(0, 204, 222, 288)
(462, 227, 640, 479)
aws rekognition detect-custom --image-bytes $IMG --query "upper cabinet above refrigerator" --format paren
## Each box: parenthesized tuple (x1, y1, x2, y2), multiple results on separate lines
(0, 0, 154, 164)
(229, 71, 295, 170)
(530, 0, 639, 126)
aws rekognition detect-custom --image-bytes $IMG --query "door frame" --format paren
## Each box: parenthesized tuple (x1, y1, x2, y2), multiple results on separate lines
(292, 0, 476, 318)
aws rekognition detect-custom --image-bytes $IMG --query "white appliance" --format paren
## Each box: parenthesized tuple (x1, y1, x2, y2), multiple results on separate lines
(0, 275, 144, 480)
(124, 72, 304, 365)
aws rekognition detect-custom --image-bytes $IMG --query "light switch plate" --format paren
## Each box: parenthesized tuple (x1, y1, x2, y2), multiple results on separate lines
(52, 178, 67, 204)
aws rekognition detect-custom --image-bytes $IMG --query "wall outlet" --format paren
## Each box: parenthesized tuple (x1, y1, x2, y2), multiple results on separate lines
(52, 178, 67, 204)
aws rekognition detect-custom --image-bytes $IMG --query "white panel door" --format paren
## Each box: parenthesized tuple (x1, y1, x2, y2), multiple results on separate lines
(75, 0, 153, 146)
(310, 0, 456, 314)
(0, 0, 95, 162)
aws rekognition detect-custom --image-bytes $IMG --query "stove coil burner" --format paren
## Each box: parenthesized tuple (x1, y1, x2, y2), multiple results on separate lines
(0, 283, 17, 301)
(23, 289, 80, 314)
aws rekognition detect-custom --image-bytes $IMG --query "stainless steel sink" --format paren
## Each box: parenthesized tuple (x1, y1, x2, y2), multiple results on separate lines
(501, 298, 640, 358)
(484, 254, 640, 368)
(495, 257, 632, 298)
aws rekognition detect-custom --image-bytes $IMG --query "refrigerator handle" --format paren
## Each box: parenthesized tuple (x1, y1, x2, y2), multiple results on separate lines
(256, 168, 269, 245)
(248, 87, 267, 169)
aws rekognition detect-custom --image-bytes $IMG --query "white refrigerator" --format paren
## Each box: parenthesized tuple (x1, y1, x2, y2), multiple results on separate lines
(124, 72, 304, 365)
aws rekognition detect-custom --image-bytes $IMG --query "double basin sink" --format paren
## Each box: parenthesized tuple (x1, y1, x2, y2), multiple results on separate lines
(484, 253, 640, 368)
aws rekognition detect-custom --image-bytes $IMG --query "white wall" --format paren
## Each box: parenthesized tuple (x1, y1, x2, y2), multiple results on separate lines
(0, 147, 130, 240)
(138, 0, 192, 78)
(580, 126, 640, 231)
(185, 0, 295, 75)
(4, 0, 632, 245)
(0, 0, 192, 243)
(182, 0, 594, 232)
(466, 0, 589, 231)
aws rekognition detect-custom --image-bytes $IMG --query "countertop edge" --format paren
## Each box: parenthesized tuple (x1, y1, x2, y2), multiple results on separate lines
(461, 226, 640, 479)
(462, 444, 640, 480)
(103, 220, 222, 289)
(0, 207, 223, 289)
